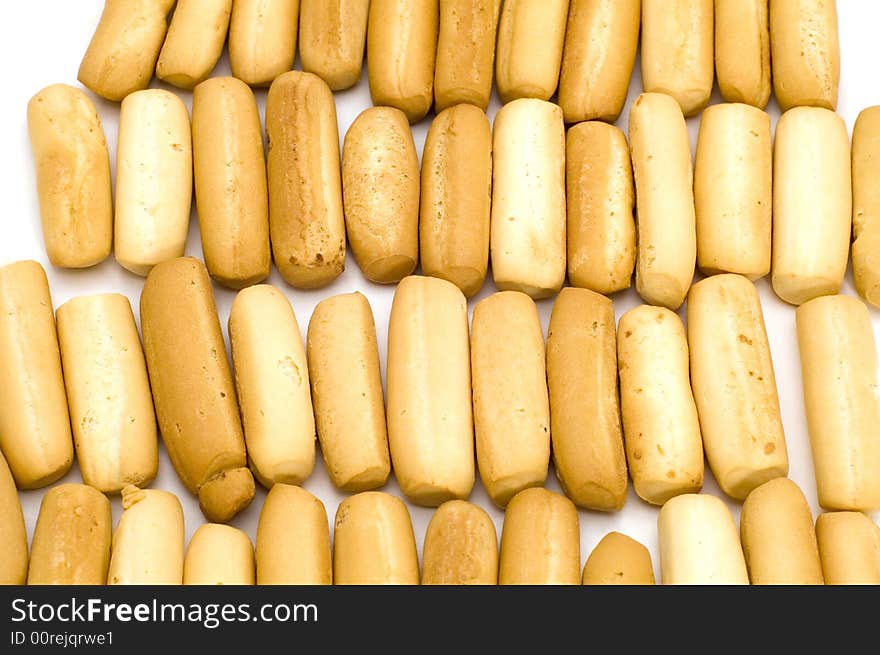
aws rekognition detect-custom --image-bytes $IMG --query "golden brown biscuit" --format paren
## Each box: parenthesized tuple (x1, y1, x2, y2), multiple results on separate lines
(582, 532, 655, 585)
(714, 0, 770, 107)
(558, 0, 640, 123)
(422, 500, 498, 585)
(306, 293, 390, 492)
(851, 106, 880, 307)
(229, 0, 300, 86)
(499, 488, 580, 585)
(434, 0, 501, 111)
(495, 0, 569, 103)
(192, 77, 270, 289)
(256, 484, 332, 585)
(565, 121, 635, 294)
(547, 288, 628, 511)
(299, 0, 370, 90)
(694, 103, 772, 280)
(333, 492, 419, 584)
(342, 107, 419, 283)
(770, 0, 839, 111)
(420, 104, 492, 298)
(28, 484, 112, 585)
(740, 478, 824, 584)
(640, 0, 714, 116)
(471, 292, 550, 507)
(27, 84, 112, 268)
(184, 524, 255, 585)
(266, 72, 346, 288)
(816, 511, 880, 585)
(78, 0, 175, 100)
(156, 0, 231, 88)
(140, 257, 254, 523)
(0, 452, 27, 584)
(0, 261, 73, 489)
(367, 0, 439, 122)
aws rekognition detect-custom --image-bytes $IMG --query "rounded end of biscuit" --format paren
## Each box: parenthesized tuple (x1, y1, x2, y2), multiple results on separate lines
(198, 467, 256, 523)
(771, 272, 840, 306)
(362, 255, 417, 285)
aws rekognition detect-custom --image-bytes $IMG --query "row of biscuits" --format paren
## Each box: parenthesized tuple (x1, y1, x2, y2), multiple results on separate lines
(28, 74, 880, 308)
(76, 0, 838, 123)
(4, 478, 879, 585)
(1, 257, 877, 520)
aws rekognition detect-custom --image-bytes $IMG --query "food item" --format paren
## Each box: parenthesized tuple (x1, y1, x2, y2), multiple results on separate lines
(816, 511, 880, 585)
(740, 478, 824, 584)
(342, 107, 419, 283)
(386, 276, 474, 505)
(434, 0, 501, 111)
(694, 103, 772, 279)
(618, 305, 703, 505)
(687, 274, 788, 500)
(108, 487, 184, 585)
(420, 104, 492, 298)
(367, 0, 439, 122)
(156, 0, 231, 88)
(184, 524, 255, 585)
(640, 0, 713, 116)
(628, 92, 696, 310)
(547, 288, 627, 510)
(714, 0, 771, 107)
(27, 84, 112, 268)
(558, 0, 641, 123)
(299, 0, 370, 91)
(796, 295, 880, 511)
(851, 106, 880, 306)
(78, 0, 174, 101)
(228, 0, 300, 86)
(581, 532, 655, 585)
(333, 492, 420, 584)
(27, 484, 111, 585)
(56, 294, 158, 493)
(565, 120, 635, 294)
(471, 292, 550, 507)
(0, 261, 73, 489)
(306, 292, 390, 492)
(114, 89, 193, 276)
(771, 107, 851, 305)
(140, 257, 254, 523)
(499, 488, 580, 585)
(0, 452, 27, 584)
(491, 98, 566, 299)
(422, 500, 498, 585)
(495, 0, 569, 103)
(229, 285, 315, 488)
(255, 484, 332, 585)
(266, 71, 345, 288)
(769, 0, 839, 111)
(192, 77, 270, 289)
(657, 494, 749, 584)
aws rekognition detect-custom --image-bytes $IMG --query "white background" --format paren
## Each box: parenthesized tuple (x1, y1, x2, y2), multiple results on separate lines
(1, 1, 879, 582)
